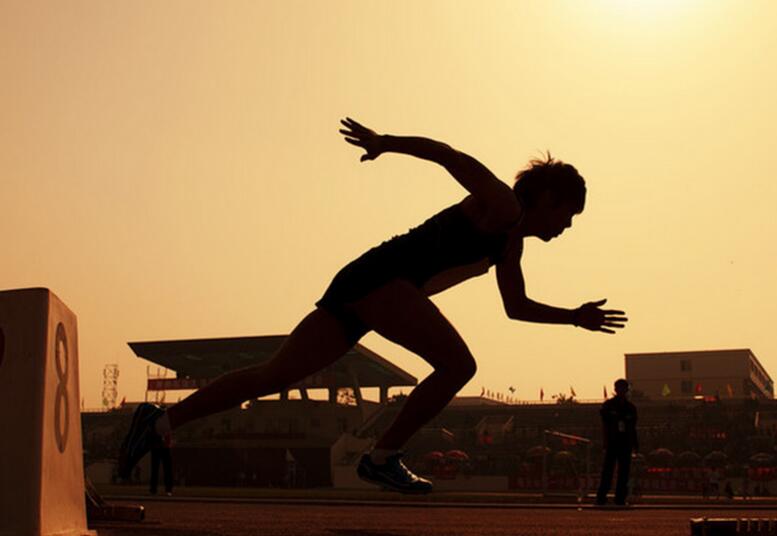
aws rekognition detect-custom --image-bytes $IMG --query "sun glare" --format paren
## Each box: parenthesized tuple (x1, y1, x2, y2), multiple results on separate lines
(566, 0, 706, 37)
(599, 0, 700, 20)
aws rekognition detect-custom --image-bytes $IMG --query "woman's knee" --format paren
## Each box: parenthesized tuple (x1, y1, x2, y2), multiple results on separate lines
(437, 353, 477, 385)
(458, 356, 478, 383)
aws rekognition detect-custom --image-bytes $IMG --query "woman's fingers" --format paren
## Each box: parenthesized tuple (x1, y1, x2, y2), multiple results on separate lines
(345, 116, 366, 129)
(339, 118, 379, 163)
(343, 137, 363, 147)
(340, 127, 368, 141)
(340, 129, 368, 145)
(340, 120, 359, 135)
(341, 118, 365, 132)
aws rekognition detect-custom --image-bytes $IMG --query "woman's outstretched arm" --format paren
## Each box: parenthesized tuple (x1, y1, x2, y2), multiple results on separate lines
(495, 238, 628, 333)
(339, 117, 520, 227)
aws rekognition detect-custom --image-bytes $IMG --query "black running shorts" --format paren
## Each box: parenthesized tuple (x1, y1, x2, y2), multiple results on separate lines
(315, 236, 421, 346)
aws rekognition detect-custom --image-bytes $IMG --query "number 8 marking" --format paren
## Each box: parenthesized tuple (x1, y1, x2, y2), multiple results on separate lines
(54, 323, 69, 453)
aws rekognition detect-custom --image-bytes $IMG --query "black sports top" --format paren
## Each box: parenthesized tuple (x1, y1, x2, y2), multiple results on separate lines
(319, 202, 512, 308)
(388, 202, 511, 285)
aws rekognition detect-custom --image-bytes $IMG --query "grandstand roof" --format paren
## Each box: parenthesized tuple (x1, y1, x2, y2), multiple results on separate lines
(128, 335, 417, 389)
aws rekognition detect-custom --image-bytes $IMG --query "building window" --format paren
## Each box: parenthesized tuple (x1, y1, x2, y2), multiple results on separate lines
(680, 360, 692, 372)
(681, 381, 692, 393)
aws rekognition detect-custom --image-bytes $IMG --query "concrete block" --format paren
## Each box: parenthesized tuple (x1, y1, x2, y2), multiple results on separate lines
(0, 288, 96, 536)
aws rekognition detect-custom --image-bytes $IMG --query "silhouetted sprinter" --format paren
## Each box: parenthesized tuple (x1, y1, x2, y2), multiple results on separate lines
(596, 379, 638, 506)
(119, 118, 628, 493)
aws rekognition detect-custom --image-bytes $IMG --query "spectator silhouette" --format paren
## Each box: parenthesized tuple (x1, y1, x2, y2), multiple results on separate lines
(149, 435, 173, 496)
(596, 379, 638, 506)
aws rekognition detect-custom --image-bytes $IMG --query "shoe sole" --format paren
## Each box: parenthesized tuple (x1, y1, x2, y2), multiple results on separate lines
(357, 469, 433, 495)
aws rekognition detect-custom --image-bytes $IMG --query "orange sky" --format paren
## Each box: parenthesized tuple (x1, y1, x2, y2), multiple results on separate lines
(2, 1, 776, 408)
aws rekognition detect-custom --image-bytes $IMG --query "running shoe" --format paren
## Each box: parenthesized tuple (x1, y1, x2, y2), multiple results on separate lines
(357, 452, 433, 494)
(118, 403, 164, 480)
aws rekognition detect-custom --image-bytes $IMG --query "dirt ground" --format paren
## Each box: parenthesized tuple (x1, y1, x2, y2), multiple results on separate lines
(90, 500, 777, 536)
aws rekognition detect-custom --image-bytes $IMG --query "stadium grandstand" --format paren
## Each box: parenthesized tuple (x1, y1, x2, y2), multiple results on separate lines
(82, 344, 777, 493)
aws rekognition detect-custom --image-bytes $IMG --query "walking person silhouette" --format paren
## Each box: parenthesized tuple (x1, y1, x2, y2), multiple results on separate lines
(119, 118, 628, 493)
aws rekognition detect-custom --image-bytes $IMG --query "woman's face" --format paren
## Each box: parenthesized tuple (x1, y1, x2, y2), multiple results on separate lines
(531, 191, 579, 241)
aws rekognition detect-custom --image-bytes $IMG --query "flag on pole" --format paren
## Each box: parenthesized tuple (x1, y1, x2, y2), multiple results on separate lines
(661, 383, 671, 397)
(603, 385, 608, 399)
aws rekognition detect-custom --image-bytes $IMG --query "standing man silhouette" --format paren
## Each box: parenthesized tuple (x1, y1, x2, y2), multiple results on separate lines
(596, 378, 638, 506)
(149, 435, 173, 496)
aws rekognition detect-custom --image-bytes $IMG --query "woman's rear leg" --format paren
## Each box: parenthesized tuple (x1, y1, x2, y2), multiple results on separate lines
(351, 279, 477, 451)
(166, 308, 357, 429)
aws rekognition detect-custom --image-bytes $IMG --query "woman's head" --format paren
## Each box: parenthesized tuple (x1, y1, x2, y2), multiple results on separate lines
(513, 153, 586, 214)
(513, 153, 586, 241)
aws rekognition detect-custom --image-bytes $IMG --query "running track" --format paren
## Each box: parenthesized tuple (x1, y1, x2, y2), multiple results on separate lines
(92, 500, 777, 536)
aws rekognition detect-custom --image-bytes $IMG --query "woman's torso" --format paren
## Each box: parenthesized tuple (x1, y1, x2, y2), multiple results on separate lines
(370, 195, 520, 294)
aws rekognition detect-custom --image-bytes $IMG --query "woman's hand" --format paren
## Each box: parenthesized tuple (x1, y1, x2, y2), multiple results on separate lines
(339, 117, 384, 162)
(573, 299, 628, 334)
